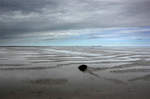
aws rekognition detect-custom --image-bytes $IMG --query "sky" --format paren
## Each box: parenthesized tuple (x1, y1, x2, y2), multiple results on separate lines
(0, 0, 150, 46)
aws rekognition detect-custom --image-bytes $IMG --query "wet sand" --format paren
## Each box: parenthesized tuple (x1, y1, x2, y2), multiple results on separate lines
(0, 46, 150, 99)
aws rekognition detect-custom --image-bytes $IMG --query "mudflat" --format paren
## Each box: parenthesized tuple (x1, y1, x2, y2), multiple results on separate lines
(0, 46, 150, 99)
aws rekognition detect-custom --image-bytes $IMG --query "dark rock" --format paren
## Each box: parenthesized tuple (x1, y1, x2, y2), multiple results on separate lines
(78, 64, 87, 72)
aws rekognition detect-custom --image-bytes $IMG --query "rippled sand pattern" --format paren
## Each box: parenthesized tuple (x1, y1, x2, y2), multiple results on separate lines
(0, 46, 150, 99)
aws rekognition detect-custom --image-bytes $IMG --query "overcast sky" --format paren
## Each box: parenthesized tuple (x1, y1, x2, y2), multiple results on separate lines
(0, 0, 150, 46)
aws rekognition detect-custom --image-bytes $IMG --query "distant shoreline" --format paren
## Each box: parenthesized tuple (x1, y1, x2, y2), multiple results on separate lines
(0, 46, 150, 47)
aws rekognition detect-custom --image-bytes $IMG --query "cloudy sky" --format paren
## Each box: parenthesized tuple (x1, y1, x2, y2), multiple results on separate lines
(0, 0, 150, 46)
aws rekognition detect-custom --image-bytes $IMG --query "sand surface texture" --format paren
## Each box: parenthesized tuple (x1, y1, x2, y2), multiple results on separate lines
(0, 46, 150, 99)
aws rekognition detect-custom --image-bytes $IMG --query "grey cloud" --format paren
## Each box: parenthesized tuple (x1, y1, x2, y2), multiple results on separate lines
(123, 0, 150, 16)
(0, 0, 57, 14)
(0, 0, 150, 45)
(1, 0, 150, 31)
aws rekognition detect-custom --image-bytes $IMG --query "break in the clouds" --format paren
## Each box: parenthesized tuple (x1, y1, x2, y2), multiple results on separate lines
(0, 0, 150, 46)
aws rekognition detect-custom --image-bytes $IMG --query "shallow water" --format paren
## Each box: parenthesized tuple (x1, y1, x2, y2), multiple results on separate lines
(0, 46, 150, 99)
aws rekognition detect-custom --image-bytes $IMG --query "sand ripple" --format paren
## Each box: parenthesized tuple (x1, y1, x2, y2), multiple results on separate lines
(0, 46, 150, 81)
